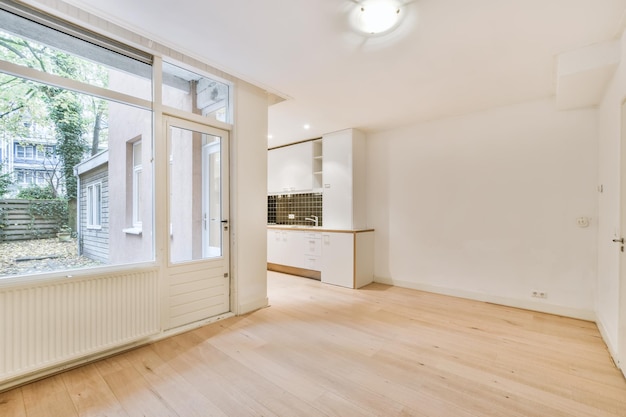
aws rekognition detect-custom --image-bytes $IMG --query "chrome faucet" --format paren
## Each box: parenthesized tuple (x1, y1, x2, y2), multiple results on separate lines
(304, 215, 319, 227)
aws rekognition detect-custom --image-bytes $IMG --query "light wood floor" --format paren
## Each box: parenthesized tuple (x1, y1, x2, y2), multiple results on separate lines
(2, 271, 626, 417)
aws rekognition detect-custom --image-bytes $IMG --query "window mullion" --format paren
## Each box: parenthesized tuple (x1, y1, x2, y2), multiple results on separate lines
(0, 59, 152, 110)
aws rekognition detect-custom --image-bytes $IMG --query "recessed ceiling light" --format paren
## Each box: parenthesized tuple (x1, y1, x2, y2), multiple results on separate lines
(267, 134, 273, 139)
(303, 124, 311, 130)
(357, 0, 401, 35)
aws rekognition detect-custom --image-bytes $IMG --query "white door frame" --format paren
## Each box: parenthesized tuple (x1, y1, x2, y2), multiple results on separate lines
(619, 102, 626, 376)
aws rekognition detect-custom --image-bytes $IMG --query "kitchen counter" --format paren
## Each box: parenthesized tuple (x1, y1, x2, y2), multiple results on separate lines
(267, 224, 374, 234)
(267, 225, 374, 288)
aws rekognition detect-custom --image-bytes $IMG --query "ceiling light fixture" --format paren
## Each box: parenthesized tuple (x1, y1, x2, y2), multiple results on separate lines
(357, 0, 401, 35)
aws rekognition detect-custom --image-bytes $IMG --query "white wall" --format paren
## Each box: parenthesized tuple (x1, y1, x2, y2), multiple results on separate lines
(367, 97, 598, 319)
(232, 81, 269, 314)
(596, 30, 626, 364)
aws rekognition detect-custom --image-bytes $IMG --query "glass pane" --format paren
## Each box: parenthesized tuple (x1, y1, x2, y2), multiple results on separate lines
(0, 74, 154, 277)
(169, 125, 222, 264)
(163, 62, 230, 123)
(0, 9, 152, 101)
(133, 142, 142, 166)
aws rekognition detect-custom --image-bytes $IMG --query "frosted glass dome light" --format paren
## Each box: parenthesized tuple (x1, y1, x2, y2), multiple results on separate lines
(357, 0, 401, 34)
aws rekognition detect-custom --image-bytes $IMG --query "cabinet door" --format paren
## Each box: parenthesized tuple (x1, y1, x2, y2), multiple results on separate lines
(303, 232, 322, 256)
(303, 232, 321, 271)
(289, 142, 314, 192)
(321, 232, 354, 288)
(322, 131, 353, 228)
(267, 148, 284, 193)
(267, 229, 283, 264)
(282, 230, 304, 268)
(268, 142, 313, 193)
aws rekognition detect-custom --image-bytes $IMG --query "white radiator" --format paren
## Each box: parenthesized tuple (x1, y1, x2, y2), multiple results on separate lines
(0, 268, 159, 384)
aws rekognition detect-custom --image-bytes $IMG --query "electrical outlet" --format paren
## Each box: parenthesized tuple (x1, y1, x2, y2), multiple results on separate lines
(531, 291, 547, 299)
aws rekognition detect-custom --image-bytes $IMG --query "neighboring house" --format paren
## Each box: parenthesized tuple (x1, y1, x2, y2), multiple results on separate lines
(75, 150, 109, 263)
(0, 134, 61, 196)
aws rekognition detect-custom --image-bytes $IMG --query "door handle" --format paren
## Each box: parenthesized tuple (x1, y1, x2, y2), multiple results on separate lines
(612, 238, 624, 244)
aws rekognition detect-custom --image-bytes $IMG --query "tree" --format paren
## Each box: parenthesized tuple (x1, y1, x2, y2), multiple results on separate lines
(0, 166, 12, 197)
(0, 32, 108, 199)
(44, 87, 87, 199)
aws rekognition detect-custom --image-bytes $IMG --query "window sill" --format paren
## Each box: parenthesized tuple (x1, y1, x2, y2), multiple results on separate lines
(122, 227, 142, 235)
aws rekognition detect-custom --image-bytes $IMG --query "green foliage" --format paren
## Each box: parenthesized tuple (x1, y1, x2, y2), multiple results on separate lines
(0, 206, 9, 230)
(45, 88, 87, 198)
(17, 184, 56, 200)
(29, 199, 69, 231)
(0, 31, 108, 200)
(0, 170, 13, 197)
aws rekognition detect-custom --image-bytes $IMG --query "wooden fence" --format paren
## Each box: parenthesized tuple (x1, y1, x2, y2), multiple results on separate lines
(0, 199, 64, 241)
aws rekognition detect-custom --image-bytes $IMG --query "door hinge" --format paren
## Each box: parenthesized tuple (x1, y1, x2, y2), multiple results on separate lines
(224, 272, 229, 278)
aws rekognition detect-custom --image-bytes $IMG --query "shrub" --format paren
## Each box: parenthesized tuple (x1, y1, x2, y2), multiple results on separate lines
(29, 199, 69, 231)
(17, 185, 57, 200)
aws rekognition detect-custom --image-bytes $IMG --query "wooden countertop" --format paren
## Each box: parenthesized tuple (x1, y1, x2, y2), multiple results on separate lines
(267, 225, 374, 233)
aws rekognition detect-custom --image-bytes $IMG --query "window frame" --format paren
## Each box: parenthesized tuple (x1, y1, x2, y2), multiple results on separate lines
(86, 181, 102, 230)
(132, 140, 142, 228)
(0, 4, 154, 281)
(16, 144, 35, 159)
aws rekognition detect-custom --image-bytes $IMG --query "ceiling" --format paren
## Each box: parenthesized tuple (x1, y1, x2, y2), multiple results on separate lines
(42, 0, 626, 147)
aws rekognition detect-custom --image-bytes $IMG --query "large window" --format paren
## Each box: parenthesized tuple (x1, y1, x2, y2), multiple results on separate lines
(0, 3, 154, 278)
(0, 1, 234, 280)
(0, 3, 152, 101)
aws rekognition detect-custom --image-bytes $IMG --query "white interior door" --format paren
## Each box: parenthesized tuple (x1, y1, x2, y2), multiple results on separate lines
(165, 116, 230, 330)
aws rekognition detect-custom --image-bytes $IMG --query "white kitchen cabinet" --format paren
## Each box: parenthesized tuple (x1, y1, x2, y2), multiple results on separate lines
(267, 229, 304, 268)
(302, 232, 322, 271)
(322, 129, 366, 229)
(267, 229, 324, 271)
(268, 141, 314, 194)
(321, 230, 374, 288)
(268, 228, 374, 285)
(267, 229, 284, 265)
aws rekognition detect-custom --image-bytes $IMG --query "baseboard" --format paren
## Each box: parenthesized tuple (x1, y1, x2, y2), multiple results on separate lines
(595, 315, 621, 369)
(374, 276, 596, 321)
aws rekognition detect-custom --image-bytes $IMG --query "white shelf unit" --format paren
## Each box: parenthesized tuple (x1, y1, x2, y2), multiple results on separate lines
(313, 139, 323, 190)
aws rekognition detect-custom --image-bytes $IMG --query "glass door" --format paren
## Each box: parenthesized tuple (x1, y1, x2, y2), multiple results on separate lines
(164, 116, 230, 329)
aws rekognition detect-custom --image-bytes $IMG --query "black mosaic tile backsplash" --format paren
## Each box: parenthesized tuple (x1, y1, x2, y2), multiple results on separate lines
(268, 192, 323, 226)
